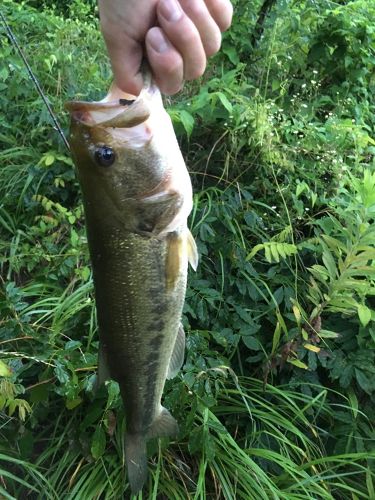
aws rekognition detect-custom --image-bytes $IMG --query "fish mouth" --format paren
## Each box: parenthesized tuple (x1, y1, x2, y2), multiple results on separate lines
(65, 80, 159, 129)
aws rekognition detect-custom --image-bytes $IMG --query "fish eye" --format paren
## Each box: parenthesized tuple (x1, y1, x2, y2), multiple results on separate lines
(94, 146, 115, 167)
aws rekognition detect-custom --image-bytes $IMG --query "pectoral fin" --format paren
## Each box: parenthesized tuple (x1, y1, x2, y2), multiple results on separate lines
(166, 230, 198, 289)
(167, 324, 185, 380)
(166, 232, 184, 290)
(187, 229, 199, 271)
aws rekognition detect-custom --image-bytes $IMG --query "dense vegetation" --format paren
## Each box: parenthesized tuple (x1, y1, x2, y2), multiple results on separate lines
(1, 0, 374, 498)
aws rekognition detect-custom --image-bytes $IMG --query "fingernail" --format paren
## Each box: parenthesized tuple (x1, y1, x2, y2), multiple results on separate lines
(159, 0, 183, 22)
(148, 29, 170, 53)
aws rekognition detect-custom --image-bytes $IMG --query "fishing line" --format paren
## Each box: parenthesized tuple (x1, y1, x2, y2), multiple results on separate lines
(0, 9, 70, 151)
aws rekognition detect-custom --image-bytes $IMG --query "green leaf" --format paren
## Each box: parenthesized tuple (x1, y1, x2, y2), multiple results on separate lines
(0, 360, 12, 377)
(366, 467, 375, 499)
(216, 92, 232, 114)
(44, 153, 55, 166)
(91, 425, 106, 459)
(270, 243, 280, 262)
(264, 245, 272, 263)
(246, 243, 265, 260)
(242, 335, 260, 350)
(319, 329, 340, 339)
(66, 397, 82, 410)
(355, 369, 372, 394)
(271, 79, 280, 91)
(81, 266, 91, 281)
(222, 46, 239, 65)
(54, 362, 70, 384)
(303, 343, 321, 353)
(358, 304, 372, 327)
(276, 243, 286, 259)
(178, 110, 195, 138)
(271, 322, 281, 355)
(288, 359, 308, 370)
(322, 245, 338, 279)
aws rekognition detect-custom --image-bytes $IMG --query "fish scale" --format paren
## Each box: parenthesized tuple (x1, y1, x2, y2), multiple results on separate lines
(92, 230, 187, 433)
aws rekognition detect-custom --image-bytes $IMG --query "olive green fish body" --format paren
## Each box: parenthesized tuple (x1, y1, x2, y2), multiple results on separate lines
(66, 82, 197, 494)
(89, 226, 187, 434)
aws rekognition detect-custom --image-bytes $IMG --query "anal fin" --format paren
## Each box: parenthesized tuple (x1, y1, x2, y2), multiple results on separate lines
(167, 324, 185, 380)
(147, 407, 179, 440)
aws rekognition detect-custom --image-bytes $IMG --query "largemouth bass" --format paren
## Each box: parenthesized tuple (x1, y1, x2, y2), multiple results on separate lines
(65, 77, 197, 494)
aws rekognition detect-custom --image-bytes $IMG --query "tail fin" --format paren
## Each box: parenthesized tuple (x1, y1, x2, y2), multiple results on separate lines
(125, 433, 148, 495)
(124, 408, 178, 494)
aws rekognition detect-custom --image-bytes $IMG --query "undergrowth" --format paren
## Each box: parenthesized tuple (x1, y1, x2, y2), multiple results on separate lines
(0, 0, 374, 498)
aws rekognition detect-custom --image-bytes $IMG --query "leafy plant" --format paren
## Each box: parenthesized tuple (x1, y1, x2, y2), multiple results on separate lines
(0, 0, 374, 497)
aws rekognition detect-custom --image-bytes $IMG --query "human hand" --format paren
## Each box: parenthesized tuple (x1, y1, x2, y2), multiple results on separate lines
(98, 0, 233, 95)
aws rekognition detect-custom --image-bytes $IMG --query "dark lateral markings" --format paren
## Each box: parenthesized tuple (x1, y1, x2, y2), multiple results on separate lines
(148, 286, 164, 299)
(149, 334, 163, 349)
(151, 302, 168, 315)
(149, 319, 165, 332)
(142, 351, 160, 428)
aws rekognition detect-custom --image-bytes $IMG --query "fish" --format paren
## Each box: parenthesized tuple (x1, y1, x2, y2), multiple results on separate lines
(65, 75, 198, 494)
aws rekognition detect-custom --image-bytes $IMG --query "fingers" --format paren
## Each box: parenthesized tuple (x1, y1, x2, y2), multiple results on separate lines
(157, 0, 207, 81)
(178, 0, 222, 56)
(146, 28, 184, 94)
(104, 35, 144, 96)
(147, 0, 232, 94)
(99, 0, 233, 95)
(205, 0, 233, 32)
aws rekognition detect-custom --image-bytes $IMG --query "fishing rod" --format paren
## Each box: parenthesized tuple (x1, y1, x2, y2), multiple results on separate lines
(0, 9, 70, 151)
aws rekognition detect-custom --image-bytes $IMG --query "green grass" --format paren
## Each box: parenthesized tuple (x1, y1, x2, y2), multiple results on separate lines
(1, 0, 375, 498)
(1, 375, 373, 499)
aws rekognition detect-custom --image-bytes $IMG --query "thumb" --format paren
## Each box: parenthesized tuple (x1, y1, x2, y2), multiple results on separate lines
(104, 35, 144, 96)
